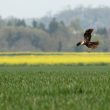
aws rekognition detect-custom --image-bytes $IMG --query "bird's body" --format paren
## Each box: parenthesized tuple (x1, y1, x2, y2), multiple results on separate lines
(76, 29, 99, 49)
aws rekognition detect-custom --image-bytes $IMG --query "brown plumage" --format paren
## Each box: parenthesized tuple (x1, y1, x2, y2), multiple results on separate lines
(76, 29, 99, 49)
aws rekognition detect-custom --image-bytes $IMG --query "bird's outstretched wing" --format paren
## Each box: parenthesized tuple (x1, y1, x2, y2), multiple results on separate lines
(84, 29, 94, 42)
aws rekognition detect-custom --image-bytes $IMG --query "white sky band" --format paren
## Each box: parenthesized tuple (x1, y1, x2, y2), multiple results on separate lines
(0, 0, 109, 18)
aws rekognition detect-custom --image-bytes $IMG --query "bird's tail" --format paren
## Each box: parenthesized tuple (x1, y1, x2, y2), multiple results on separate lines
(93, 41, 99, 46)
(89, 41, 99, 49)
(96, 41, 99, 45)
(76, 42, 81, 46)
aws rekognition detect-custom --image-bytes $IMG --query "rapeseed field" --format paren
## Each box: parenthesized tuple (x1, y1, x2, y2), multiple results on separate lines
(0, 52, 109, 64)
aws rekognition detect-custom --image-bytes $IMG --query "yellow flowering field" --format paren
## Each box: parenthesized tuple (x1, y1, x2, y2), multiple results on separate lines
(0, 52, 109, 65)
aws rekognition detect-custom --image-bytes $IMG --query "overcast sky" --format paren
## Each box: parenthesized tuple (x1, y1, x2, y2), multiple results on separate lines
(0, 0, 109, 18)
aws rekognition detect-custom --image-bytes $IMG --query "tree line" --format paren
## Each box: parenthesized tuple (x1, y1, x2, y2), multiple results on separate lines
(0, 7, 109, 51)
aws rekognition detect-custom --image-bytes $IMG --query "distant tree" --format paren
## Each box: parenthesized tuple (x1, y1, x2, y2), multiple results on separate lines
(59, 21, 70, 36)
(58, 41, 62, 52)
(7, 18, 18, 26)
(21, 20, 26, 27)
(48, 18, 58, 33)
(32, 20, 37, 28)
(31, 35, 40, 47)
(96, 28, 107, 36)
(16, 19, 26, 27)
(103, 47, 109, 52)
(70, 19, 82, 31)
(58, 21, 66, 31)
(74, 45, 84, 52)
(59, 21, 65, 26)
(7, 21, 12, 26)
(38, 22, 46, 31)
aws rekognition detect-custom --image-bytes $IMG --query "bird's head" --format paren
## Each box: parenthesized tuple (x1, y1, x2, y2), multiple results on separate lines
(89, 29, 94, 31)
(87, 29, 94, 34)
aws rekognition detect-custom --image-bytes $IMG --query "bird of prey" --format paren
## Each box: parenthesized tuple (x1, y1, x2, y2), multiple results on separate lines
(76, 29, 99, 49)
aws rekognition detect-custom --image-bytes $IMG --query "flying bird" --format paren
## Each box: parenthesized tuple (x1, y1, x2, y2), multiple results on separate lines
(76, 29, 99, 49)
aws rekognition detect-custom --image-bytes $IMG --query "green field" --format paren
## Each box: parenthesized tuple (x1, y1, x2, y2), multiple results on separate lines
(0, 65, 110, 110)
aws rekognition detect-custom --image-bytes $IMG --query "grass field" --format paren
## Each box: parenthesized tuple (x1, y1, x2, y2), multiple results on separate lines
(0, 65, 110, 110)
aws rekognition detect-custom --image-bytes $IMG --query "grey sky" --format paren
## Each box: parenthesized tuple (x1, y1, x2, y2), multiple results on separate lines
(0, 0, 109, 18)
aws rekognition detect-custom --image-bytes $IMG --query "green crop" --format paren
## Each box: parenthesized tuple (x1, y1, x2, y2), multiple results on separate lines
(0, 65, 110, 110)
